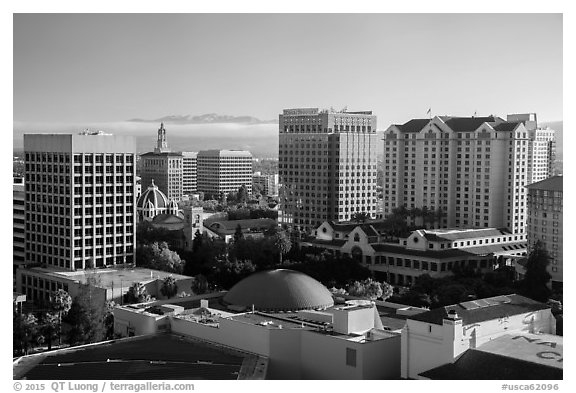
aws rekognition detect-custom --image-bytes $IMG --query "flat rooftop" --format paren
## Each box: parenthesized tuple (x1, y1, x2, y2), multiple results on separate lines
(15, 334, 262, 380)
(28, 267, 192, 289)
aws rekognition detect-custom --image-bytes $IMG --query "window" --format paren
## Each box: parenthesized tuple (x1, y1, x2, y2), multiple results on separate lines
(346, 348, 357, 367)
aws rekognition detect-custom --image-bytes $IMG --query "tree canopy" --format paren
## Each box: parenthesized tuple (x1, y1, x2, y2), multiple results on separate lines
(518, 241, 552, 302)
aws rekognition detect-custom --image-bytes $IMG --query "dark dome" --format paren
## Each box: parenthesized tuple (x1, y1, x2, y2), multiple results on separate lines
(223, 269, 334, 312)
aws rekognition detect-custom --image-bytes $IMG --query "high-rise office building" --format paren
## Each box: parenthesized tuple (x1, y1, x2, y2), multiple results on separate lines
(140, 123, 183, 201)
(278, 108, 378, 233)
(14, 180, 26, 288)
(182, 151, 198, 195)
(24, 132, 136, 270)
(197, 150, 253, 197)
(525, 176, 562, 288)
(382, 115, 535, 234)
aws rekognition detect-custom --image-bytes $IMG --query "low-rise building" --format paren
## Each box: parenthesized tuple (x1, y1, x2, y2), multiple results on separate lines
(304, 222, 527, 285)
(400, 294, 558, 379)
(15, 267, 194, 307)
(114, 269, 402, 379)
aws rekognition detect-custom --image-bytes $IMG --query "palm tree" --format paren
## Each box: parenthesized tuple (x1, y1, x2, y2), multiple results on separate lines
(160, 276, 178, 299)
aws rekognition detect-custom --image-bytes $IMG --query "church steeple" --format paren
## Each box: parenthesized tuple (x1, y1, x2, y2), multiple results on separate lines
(154, 122, 170, 153)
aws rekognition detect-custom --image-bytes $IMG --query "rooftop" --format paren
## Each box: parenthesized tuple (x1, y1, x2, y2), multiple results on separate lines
(526, 175, 563, 192)
(420, 227, 513, 241)
(408, 294, 549, 326)
(27, 267, 192, 290)
(14, 334, 262, 380)
(420, 333, 562, 380)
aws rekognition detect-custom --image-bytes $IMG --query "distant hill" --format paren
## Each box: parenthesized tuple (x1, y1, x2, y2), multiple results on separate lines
(127, 113, 277, 125)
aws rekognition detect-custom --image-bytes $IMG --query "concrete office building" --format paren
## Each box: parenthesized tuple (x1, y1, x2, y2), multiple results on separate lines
(523, 176, 563, 288)
(182, 151, 198, 195)
(279, 108, 378, 234)
(140, 123, 183, 201)
(197, 150, 253, 197)
(13, 181, 25, 268)
(382, 115, 535, 234)
(253, 172, 279, 197)
(24, 132, 136, 271)
(14, 180, 26, 289)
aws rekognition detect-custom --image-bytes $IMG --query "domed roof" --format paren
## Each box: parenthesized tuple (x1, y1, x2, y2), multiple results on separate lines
(137, 180, 169, 209)
(223, 269, 334, 312)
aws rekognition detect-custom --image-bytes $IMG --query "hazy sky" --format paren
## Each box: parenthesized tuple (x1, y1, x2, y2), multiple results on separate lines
(14, 13, 563, 126)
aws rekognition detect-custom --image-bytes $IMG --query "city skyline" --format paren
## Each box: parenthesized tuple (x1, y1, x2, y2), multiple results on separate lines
(14, 14, 562, 129)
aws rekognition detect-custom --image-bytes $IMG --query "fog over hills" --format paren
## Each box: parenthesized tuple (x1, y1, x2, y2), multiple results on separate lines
(13, 117, 562, 159)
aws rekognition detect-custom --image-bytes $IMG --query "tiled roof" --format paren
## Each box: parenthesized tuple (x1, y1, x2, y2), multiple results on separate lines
(492, 121, 521, 132)
(306, 239, 347, 247)
(443, 116, 500, 132)
(420, 349, 562, 380)
(371, 244, 472, 259)
(407, 294, 549, 326)
(526, 176, 563, 192)
(395, 119, 431, 133)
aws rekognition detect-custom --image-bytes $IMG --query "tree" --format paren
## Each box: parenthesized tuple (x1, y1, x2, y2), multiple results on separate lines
(192, 230, 204, 253)
(13, 312, 39, 356)
(65, 273, 106, 346)
(160, 276, 179, 299)
(272, 230, 292, 264)
(191, 274, 209, 295)
(233, 224, 244, 243)
(104, 301, 116, 340)
(347, 278, 393, 300)
(252, 182, 265, 197)
(518, 240, 552, 302)
(123, 282, 152, 304)
(39, 312, 60, 351)
(137, 242, 184, 273)
(50, 289, 72, 347)
(351, 212, 370, 223)
(236, 185, 249, 204)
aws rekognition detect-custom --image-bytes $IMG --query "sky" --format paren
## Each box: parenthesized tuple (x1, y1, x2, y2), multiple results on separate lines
(14, 13, 563, 128)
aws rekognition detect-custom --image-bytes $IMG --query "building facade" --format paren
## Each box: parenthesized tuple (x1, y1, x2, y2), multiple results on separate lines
(24, 132, 136, 270)
(279, 108, 378, 234)
(196, 150, 253, 197)
(382, 115, 534, 234)
(524, 176, 563, 287)
(182, 151, 198, 195)
(304, 222, 526, 286)
(140, 124, 184, 201)
(252, 172, 279, 197)
(507, 113, 556, 184)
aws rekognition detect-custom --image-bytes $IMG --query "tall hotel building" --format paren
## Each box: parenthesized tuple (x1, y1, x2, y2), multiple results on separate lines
(24, 132, 136, 270)
(382, 115, 536, 234)
(279, 108, 378, 233)
(525, 176, 562, 288)
(197, 150, 253, 197)
(140, 123, 183, 201)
